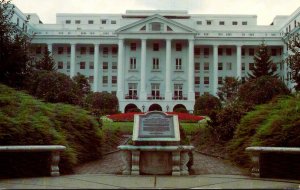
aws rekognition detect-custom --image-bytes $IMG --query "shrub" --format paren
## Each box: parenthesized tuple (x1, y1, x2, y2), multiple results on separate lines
(127, 107, 141, 113)
(85, 92, 119, 116)
(194, 94, 221, 116)
(174, 107, 188, 113)
(0, 84, 103, 176)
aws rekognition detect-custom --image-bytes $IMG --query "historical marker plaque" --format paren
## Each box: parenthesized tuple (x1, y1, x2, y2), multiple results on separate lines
(132, 111, 180, 142)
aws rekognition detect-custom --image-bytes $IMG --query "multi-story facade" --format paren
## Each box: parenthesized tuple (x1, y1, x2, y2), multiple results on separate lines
(10, 5, 300, 112)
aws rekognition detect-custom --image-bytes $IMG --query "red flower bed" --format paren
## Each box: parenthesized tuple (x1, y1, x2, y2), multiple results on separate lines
(107, 112, 204, 123)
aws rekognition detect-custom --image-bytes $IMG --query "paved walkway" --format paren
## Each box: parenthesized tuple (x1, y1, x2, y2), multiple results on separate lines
(1, 174, 299, 189)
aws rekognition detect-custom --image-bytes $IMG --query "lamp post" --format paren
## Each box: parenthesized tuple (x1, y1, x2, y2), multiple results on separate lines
(142, 105, 145, 113)
(166, 105, 169, 112)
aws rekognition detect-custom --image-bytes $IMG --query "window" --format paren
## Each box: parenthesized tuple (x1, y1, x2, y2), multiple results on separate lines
(66, 20, 71, 24)
(140, 25, 146, 31)
(151, 83, 160, 99)
(218, 77, 223, 84)
(80, 62, 85, 69)
(80, 47, 86, 54)
(204, 48, 209, 56)
(103, 47, 109, 55)
(226, 48, 232, 56)
(153, 43, 159, 51)
(88, 20, 94, 24)
(112, 47, 118, 54)
(151, 22, 162, 31)
(226, 62, 232, 70)
(75, 20, 80, 24)
(67, 62, 70, 69)
(89, 76, 94, 83)
(112, 76, 117, 84)
(176, 43, 182, 51)
(195, 92, 200, 99)
(89, 47, 94, 54)
(204, 77, 209, 84)
(196, 21, 202, 25)
(128, 83, 137, 98)
(152, 58, 159, 70)
(176, 58, 182, 70)
(36, 47, 42, 54)
(58, 47, 64, 54)
(17, 18, 19, 26)
(218, 62, 223, 70)
(194, 47, 200, 55)
(167, 26, 173, 31)
(111, 20, 116, 24)
(112, 62, 117, 70)
(242, 62, 245, 71)
(204, 62, 209, 70)
(271, 49, 277, 56)
(242, 21, 247, 25)
(89, 62, 94, 69)
(219, 21, 225, 25)
(195, 62, 200, 71)
(101, 19, 107, 24)
(249, 62, 254, 70)
(249, 48, 255, 56)
(242, 48, 245, 56)
(207, 20, 212, 25)
(130, 43, 136, 51)
(102, 76, 108, 84)
(232, 21, 238, 25)
(67, 47, 71, 54)
(174, 84, 183, 99)
(218, 48, 223, 56)
(195, 77, 200, 84)
(103, 62, 108, 70)
(242, 77, 246, 83)
(58, 62, 63, 69)
(130, 57, 136, 70)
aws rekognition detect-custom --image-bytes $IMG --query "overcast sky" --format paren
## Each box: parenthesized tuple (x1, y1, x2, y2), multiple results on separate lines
(12, 0, 300, 25)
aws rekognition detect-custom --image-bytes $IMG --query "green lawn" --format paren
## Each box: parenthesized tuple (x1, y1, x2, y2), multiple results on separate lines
(102, 121, 201, 135)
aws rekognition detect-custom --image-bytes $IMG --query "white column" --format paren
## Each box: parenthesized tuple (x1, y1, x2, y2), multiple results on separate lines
(47, 43, 53, 54)
(70, 43, 76, 78)
(165, 39, 172, 101)
(212, 45, 218, 96)
(140, 39, 147, 100)
(93, 43, 100, 92)
(236, 45, 242, 79)
(117, 39, 124, 101)
(188, 39, 195, 101)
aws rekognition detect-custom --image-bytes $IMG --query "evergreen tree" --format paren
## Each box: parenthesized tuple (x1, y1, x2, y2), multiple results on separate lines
(35, 50, 56, 71)
(248, 42, 277, 79)
(285, 33, 300, 91)
(217, 77, 241, 103)
(0, 0, 33, 88)
(72, 73, 91, 97)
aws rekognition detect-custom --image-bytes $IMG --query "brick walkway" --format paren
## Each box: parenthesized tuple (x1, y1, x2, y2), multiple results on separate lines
(74, 151, 246, 175)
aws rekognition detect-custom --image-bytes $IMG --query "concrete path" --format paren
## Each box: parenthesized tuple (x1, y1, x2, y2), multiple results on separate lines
(1, 174, 299, 189)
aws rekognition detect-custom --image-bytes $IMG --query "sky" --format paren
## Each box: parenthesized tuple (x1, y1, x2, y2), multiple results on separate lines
(12, 0, 300, 25)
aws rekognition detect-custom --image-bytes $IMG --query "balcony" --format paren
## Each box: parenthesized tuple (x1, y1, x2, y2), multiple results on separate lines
(172, 95, 188, 100)
(125, 95, 138, 100)
(147, 96, 165, 100)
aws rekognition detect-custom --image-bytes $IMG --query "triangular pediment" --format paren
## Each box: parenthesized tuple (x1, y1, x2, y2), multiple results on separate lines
(172, 76, 186, 81)
(116, 14, 197, 34)
(126, 76, 140, 81)
(149, 76, 163, 81)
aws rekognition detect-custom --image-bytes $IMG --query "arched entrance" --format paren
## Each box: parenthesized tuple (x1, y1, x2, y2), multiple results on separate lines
(148, 104, 162, 111)
(173, 104, 187, 113)
(124, 103, 140, 113)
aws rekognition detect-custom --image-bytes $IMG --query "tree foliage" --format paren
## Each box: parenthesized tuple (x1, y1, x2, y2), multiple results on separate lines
(0, 0, 33, 88)
(72, 73, 91, 97)
(248, 42, 277, 79)
(285, 33, 300, 91)
(34, 50, 56, 71)
(193, 94, 221, 116)
(217, 77, 241, 103)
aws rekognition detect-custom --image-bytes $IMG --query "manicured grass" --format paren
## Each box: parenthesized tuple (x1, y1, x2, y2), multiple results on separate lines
(102, 121, 202, 135)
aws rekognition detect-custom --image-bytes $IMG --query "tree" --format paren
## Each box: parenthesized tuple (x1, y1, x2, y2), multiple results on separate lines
(285, 33, 300, 91)
(72, 73, 91, 97)
(217, 77, 241, 103)
(0, 0, 33, 88)
(248, 42, 277, 79)
(194, 94, 221, 116)
(34, 50, 56, 71)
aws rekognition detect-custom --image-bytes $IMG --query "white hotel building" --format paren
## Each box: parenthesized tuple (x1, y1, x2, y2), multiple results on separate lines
(11, 5, 300, 112)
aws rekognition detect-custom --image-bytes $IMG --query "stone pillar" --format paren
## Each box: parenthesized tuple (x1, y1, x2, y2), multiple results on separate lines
(212, 45, 218, 96)
(121, 150, 132, 175)
(50, 151, 61, 176)
(131, 151, 140, 175)
(165, 39, 172, 101)
(180, 151, 190, 175)
(140, 39, 147, 100)
(172, 151, 181, 176)
(93, 43, 100, 92)
(236, 45, 242, 79)
(70, 43, 76, 78)
(250, 153, 260, 177)
(47, 43, 53, 54)
(283, 44, 288, 86)
(117, 39, 124, 101)
(188, 39, 195, 101)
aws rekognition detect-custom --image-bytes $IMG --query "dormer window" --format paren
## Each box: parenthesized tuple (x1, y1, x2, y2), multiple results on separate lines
(140, 25, 146, 31)
(167, 26, 173, 31)
(151, 22, 162, 31)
